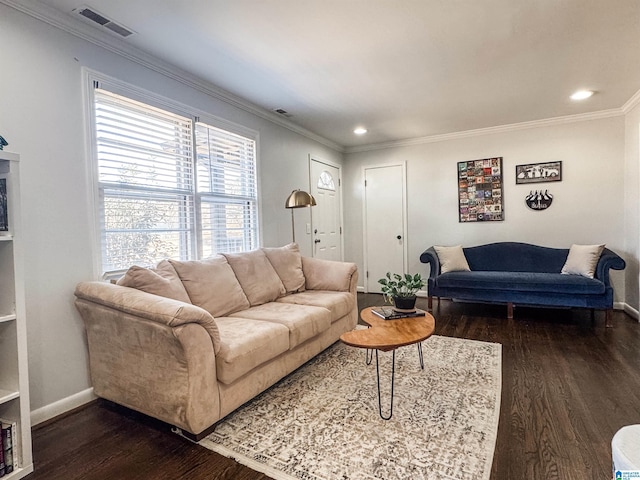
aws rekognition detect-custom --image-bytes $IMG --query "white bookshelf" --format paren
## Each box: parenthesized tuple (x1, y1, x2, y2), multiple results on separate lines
(0, 151, 33, 478)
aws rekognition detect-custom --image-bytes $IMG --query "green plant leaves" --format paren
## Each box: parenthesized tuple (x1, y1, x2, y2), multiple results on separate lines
(377, 271, 426, 302)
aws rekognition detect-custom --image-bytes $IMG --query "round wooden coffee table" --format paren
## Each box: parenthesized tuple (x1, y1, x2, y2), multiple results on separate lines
(340, 306, 436, 419)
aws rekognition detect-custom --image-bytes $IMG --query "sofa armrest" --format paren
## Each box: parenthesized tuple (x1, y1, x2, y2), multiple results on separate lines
(75, 297, 220, 435)
(74, 281, 220, 354)
(419, 247, 441, 280)
(302, 257, 358, 292)
(595, 248, 626, 286)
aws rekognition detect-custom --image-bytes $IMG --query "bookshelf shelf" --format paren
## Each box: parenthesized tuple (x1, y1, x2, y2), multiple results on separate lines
(0, 314, 16, 324)
(4, 466, 34, 480)
(0, 151, 32, 478)
(0, 389, 19, 405)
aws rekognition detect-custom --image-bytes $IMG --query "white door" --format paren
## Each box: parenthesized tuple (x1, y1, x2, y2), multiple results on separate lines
(310, 159, 342, 261)
(364, 164, 406, 293)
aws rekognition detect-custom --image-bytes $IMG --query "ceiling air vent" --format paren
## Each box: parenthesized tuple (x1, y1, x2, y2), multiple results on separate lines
(73, 6, 136, 38)
(274, 108, 293, 118)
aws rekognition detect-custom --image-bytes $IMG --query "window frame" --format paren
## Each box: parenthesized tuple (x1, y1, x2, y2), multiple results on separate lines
(83, 69, 262, 279)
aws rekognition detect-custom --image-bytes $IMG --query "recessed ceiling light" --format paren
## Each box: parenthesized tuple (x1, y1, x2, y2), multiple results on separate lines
(570, 90, 594, 100)
(354, 127, 367, 135)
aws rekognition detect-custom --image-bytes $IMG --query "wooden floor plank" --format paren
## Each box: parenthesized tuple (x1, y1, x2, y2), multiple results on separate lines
(26, 294, 639, 480)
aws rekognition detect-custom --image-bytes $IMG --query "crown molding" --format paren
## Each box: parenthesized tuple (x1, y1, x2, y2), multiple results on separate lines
(345, 108, 623, 154)
(1, 0, 343, 153)
(622, 88, 640, 114)
(5, 0, 638, 156)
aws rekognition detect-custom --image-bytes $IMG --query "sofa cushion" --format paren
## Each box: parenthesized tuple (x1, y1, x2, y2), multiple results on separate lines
(436, 271, 605, 295)
(561, 244, 605, 278)
(229, 302, 331, 349)
(302, 257, 357, 292)
(276, 290, 355, 322)
(462, 242, 568, 273)
(214, 317, 290, 384)
(223, 250, 286, 306)
(116, 260, 192, 303)
(434, 245, 470, 273)
(169, 256, 250, 317)
(262, 243, 306, 294)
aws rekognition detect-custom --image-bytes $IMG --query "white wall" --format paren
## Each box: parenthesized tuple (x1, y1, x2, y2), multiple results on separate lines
(625, 103, 640, 312)
(2, 2, 638, 422)
(0, 5, 342, 414)
(344, 116, 627, 303)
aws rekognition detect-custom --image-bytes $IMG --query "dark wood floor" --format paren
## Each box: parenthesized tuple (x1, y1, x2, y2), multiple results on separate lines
(27, 294, 640, 480)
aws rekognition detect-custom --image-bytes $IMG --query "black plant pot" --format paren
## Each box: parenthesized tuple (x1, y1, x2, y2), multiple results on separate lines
(393, 295, 417, 312)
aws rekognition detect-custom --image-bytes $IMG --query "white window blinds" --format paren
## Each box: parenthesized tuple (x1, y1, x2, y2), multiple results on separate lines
(93, 87, 258, 273)
(195, 122, 258, 257)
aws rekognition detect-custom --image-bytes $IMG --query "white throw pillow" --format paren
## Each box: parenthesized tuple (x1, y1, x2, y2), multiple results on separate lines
(561, 244, 605, 278)
(434, 245, 471, 273)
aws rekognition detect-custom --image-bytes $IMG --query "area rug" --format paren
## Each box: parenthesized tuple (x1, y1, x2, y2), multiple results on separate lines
(200, 334, 502, 480)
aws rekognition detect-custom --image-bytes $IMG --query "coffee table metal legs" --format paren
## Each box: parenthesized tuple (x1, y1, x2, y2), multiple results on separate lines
(371, 343, 424, 420)
(375, 349, 396, 420)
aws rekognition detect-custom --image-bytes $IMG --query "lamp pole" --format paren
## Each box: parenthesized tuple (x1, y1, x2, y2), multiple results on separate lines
(291, 208, 296, 243)
(285, 189, 316, 244)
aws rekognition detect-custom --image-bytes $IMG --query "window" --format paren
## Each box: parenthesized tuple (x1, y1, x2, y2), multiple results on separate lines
(317, 170, 336, 191)
(195, 123, 258, 257)
(92, 85, 258, 273)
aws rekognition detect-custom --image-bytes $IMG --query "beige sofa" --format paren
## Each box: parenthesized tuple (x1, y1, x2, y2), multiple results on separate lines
(74, 244, 358, 441)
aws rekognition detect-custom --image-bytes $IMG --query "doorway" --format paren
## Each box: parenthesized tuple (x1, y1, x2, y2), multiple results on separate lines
(363, 163, 407, 293)
(310, 157, 343, 261)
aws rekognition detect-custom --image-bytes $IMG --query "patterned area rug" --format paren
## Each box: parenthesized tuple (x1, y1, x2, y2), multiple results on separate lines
(200, 335, 502, 480)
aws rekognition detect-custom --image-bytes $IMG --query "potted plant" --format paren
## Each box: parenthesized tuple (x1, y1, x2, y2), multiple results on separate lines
(378, 272, 426, 311)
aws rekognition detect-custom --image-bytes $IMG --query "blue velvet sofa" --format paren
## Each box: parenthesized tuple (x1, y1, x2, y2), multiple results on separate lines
(419, 242, 625, 327)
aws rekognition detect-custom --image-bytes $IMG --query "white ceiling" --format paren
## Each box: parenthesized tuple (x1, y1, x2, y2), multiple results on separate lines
(34, 0, 640, 148)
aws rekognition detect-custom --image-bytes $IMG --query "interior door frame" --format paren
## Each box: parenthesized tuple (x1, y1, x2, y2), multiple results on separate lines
(362, 161, 408, 293)
(309, 155, 344, 261)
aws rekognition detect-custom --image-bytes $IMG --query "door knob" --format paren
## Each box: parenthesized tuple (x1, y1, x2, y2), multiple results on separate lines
(396, 235, 402, 240)
(314, 239, 321, 244)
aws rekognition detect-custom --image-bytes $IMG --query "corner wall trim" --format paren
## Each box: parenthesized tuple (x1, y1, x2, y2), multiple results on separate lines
(31, 387, 96, 426)
(622, 88, 640, 113)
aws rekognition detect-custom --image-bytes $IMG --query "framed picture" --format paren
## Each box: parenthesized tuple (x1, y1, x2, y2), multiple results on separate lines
(515, 161, 562, 184)
(457, 157, 504, 222)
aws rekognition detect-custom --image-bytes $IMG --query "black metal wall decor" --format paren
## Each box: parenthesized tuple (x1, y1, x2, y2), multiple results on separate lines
(525, 190, 553, 210)
(457, 157, 504, 222)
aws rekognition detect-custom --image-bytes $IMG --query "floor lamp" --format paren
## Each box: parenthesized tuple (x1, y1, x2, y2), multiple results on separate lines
(285, 189, 316, 243)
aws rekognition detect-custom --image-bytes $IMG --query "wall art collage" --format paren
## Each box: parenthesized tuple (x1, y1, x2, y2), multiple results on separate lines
(457, 157, 504, 222)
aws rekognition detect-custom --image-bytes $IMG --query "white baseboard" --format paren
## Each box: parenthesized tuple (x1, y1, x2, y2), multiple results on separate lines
(357, 286, 365, 293)
(31, 387, 96, 426)
(621, 302, 640, 321)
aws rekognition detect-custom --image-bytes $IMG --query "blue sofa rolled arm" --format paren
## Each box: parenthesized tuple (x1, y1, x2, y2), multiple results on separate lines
(419, 242, 625, 327)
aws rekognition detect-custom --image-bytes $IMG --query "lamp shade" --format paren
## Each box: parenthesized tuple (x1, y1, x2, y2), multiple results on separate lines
(285, 189, 316, 208)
